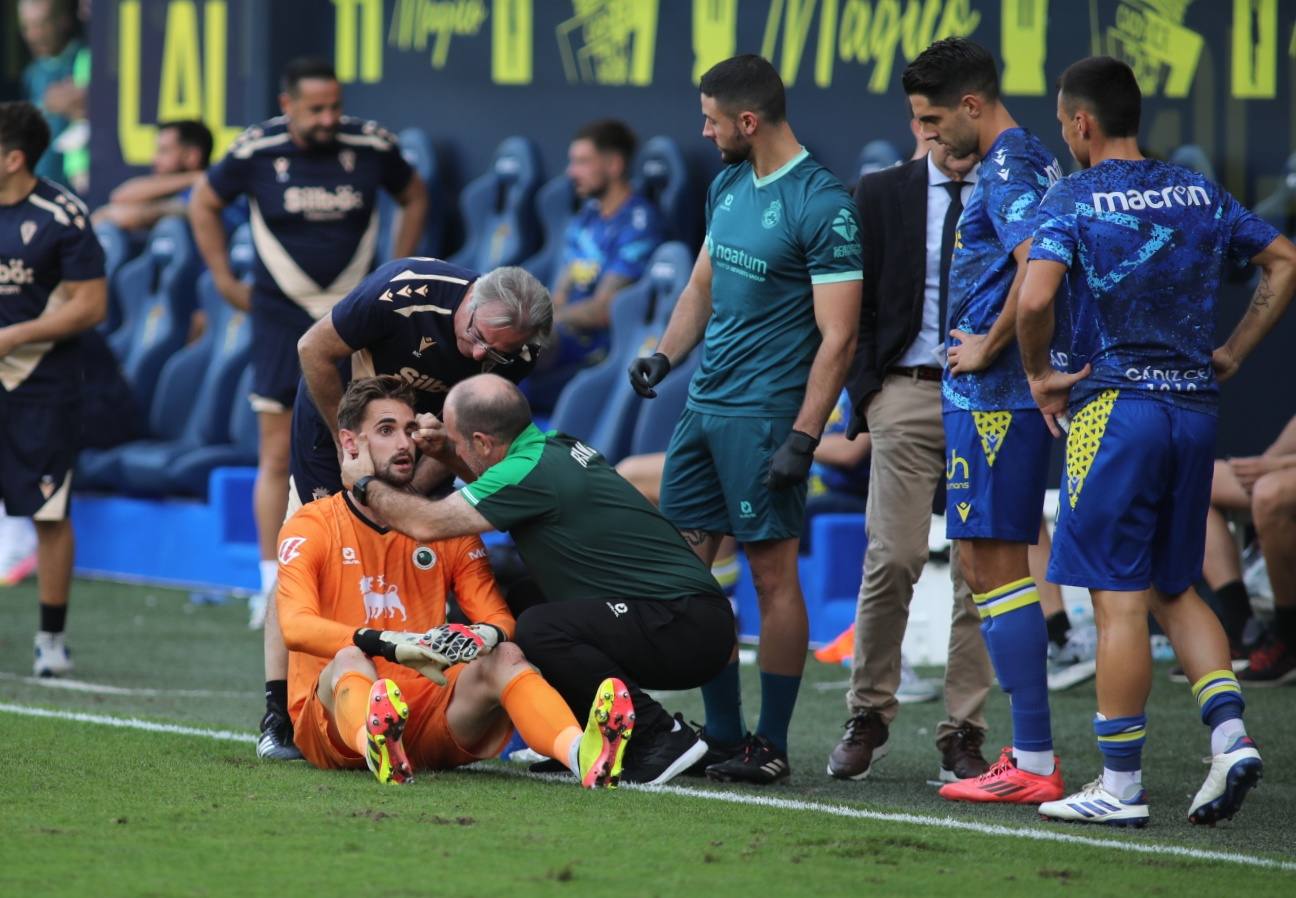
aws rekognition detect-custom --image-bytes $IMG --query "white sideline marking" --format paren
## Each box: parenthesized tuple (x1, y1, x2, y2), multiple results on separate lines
(1, 701, 1292, 873)
(0, 671, 245, 698)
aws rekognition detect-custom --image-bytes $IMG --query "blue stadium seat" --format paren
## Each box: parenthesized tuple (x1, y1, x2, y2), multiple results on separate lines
(159, 367, 259, 497)
(94, 220, 137, 334)
(633, 136, 702, 250)
(449, 137, 543, 272)
(856, 139, 901, 181)
(1170, 144, 1216, 180)
(547, 241, 692, 464)
(521, 173, 577, 287)
(627, 349, 698, 457)
(376, 127, 446, 261)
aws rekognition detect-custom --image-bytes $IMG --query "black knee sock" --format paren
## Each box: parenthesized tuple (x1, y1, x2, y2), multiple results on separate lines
(39, 603, 67, 635)
(1213, 580, 1252, 645)
(1045, 610, 1071, 648)
(265, 680, 288, 714)
(1275, 606, 1296, 648)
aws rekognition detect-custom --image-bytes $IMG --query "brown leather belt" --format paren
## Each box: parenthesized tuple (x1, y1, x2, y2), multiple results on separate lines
(888, 365, 943, 382)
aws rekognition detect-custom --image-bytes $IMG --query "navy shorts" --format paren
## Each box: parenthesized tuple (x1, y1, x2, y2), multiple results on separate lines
(660, 408, 806, 543)
(0, 393, 78, 520)
(288, 381, 342, 506)
(1049, 391, 1214, 596)
(248, 302, 313, 414)
(943, 407, 1051, 542)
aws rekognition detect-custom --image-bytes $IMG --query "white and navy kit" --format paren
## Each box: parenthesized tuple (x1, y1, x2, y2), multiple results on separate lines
(289, 257, 537, 503)
(205, 116, 414, 411)
(0, 179, 105, 519)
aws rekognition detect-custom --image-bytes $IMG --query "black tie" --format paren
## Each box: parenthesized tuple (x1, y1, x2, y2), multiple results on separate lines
(938, 180, 965, 342)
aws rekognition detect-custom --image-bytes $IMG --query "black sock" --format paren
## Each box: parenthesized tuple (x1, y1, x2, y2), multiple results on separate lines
(1214, 580, 1252, 645)
(1046, 610, 1071, 648)
(265, 680, 288, 714)
(1275, 606, 1296, 648)
(39, 603, 68, 635)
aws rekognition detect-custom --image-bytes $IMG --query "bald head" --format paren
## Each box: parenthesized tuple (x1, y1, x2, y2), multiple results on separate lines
(445, 374, 533, 445)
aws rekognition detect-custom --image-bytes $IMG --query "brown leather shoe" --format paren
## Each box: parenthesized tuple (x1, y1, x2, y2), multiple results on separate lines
(936, 724, 989, 782)
(827, 711, 889, 780)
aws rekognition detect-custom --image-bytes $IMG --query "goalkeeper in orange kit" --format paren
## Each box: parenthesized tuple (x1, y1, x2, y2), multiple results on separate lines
(277, 375, 632, 786)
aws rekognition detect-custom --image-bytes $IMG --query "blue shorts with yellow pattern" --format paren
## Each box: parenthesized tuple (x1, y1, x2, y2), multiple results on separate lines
(1048, 391, 1214, 596)
(943, 407, 1051, 542)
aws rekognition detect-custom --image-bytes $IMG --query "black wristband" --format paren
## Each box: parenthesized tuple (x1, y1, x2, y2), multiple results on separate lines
(353, 627, 397, 662)
(787, 430, 820, 453)
(484, 623, 508, 644)
(353, 475, 376, 506)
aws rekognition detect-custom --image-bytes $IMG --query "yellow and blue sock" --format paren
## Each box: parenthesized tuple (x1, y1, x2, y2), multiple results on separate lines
(974, 577, 1053, 773)
(701, 659, 746, 745)
(1095, 713, 1146, 799)
(1192, 668, 1247, 755)
(755, 671, 801, 753)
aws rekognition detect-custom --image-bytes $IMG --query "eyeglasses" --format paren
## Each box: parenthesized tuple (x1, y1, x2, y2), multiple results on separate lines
(466, 308, 527, 366)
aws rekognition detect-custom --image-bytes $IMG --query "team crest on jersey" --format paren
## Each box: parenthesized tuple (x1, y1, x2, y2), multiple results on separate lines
(721, 193, 734, 211)
(761, 199, 783, 229)
(412, 546, 437, 570)
(278, 536, 307, 564)
(339, 149, 356, 173)
(360, 575, 408, 621)
(274, 157, 290, 182)
(38, 475, 56, 499)
(831, 209, 858, 242)
(20, 221, 37, 245)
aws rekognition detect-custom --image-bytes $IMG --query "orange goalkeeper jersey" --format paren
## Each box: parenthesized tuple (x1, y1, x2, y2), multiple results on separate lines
(276, 490, 514, 726)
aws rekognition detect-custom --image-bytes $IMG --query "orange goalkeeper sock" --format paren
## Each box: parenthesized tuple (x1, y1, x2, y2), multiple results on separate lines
(334, 671, 375, 757)
(500, 668, 583, 773)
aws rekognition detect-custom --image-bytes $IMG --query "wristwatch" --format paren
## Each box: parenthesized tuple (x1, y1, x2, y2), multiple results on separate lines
(352, 475, 376, 506)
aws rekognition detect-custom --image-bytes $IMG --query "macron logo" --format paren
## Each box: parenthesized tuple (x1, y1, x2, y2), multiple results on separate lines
(1092, 185, 1210, 214)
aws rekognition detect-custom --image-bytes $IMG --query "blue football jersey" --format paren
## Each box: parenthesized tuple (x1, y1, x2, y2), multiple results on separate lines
(945, 128, 1062, 411)
(205, 116, 414, 326)
(558, 193, 664, 303)
(808, 389, 869, 497)
(0, 179, 105, 397)
(1030, 158, 1279, 413)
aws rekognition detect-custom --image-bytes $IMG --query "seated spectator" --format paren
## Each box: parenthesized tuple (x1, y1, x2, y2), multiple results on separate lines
(92, 121, 224, 232)
(19, 0, 84, 186)
(1203, 415, 1296, 685)
(525, 120, 664, 410)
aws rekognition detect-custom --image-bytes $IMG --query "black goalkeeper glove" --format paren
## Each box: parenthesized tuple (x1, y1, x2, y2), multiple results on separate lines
(628, 353, 671, 398)
(764, 430, 819, 490)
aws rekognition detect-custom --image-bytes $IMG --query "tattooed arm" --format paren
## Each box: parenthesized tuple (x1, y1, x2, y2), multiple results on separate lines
(1214, 237, 1296, 382)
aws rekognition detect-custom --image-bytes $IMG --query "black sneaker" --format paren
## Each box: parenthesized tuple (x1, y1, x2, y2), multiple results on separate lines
(1239, 636, 1296, 686)
(705, 733, 790, 785)
(680, 721, 744, 776)
(621, 718, 709, 786)
(257, 706, 304, 761)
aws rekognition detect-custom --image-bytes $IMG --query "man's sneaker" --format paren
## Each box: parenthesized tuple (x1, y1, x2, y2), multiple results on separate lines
(33, 632, 73, 678)
(1168, 641, 1250, 683)
(813, 625, 855, 665)
(827, 711, 889, 780)
(578, 677, 635, 788)
(1039, 778, 1149, 827)
(256, 706, 304, 761)
(1188, 735, 1262, 825)
(2, 550, 37, 586)
(1238, 636, 1296, 686)
(936, 724, 989, 782)
(706, 733, 791, 785)
(247, 592, 268, 630)
(939, 747, 1065, 804)
(365, 678, 413, 785)
(897, 656, 940, 704)
(621, 716, 707, 786)
(1047, 625, 1097, 691)
(682, 724, 744, 776)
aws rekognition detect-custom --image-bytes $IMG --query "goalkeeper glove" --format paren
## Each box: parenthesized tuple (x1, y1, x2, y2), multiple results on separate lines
(353, 628, 456, 686)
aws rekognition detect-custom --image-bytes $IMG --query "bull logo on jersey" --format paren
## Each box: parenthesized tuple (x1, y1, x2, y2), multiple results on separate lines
(20, 221, 37, 245)
(339, 149, 356, 173)
(360, 574, 408, 621)
(761, 199, 782, 229)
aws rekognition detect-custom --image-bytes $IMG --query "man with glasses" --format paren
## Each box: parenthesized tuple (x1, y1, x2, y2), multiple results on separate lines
(252, 258, 552, 761)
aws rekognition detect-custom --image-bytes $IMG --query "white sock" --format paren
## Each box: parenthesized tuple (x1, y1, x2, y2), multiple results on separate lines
(1211, 718, 1247, 755)
(567, 736, 582, 776)
(259, 560, 278, 596)
(1012, 747, 1055, 776)
(1101, 767, 1143, 800)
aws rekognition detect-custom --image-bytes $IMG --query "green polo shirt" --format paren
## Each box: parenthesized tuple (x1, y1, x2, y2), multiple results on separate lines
(460, 424, 723, 602)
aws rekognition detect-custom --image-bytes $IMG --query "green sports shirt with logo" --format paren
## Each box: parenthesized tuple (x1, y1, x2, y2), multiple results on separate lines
(690, 148, 863, 416)
(460, 425, 723, 602)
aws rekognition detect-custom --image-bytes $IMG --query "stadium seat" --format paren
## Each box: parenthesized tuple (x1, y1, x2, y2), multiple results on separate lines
(449, 136, 543, 272)
(626, 348, 698, 456)
(633, 136, 702, 250)
(1170, 144, 1216, 181)
(376, 127, 446, 261)
(1253, 151, 1296, 234)
(548, 241, 692, 464)
(159, 367, 260, 497)
(94, 220, 137, 334)
(856, 139, 902, 181)
(521, 173, 578, 287)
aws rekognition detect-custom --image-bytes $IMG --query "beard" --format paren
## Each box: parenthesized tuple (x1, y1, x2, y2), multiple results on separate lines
(376, 454, 416, 488)
(717, 139, 752, 165)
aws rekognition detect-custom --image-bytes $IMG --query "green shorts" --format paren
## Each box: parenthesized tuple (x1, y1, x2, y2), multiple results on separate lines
(659, 408, 806, 543)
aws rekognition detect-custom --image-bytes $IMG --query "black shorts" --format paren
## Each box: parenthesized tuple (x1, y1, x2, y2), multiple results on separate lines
(0, 392, 78, 520)
(248, 301, 314, 414)
(289, 381, 342, 505)
(513, 593, 735, 735)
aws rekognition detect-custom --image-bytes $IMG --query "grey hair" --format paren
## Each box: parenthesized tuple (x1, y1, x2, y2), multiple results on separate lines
(469, 266, 554, 347)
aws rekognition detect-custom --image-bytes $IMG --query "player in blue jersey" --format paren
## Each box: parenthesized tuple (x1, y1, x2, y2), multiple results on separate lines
(628, 55, 862, 784)
(188, 57, 427, 758)
(902, 39, 1065, 805)
(526, 120, 664, 409)
(1018, 56, 1296, 827)
(0, 102, 106, 676)
(244, 259, 552, 761)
